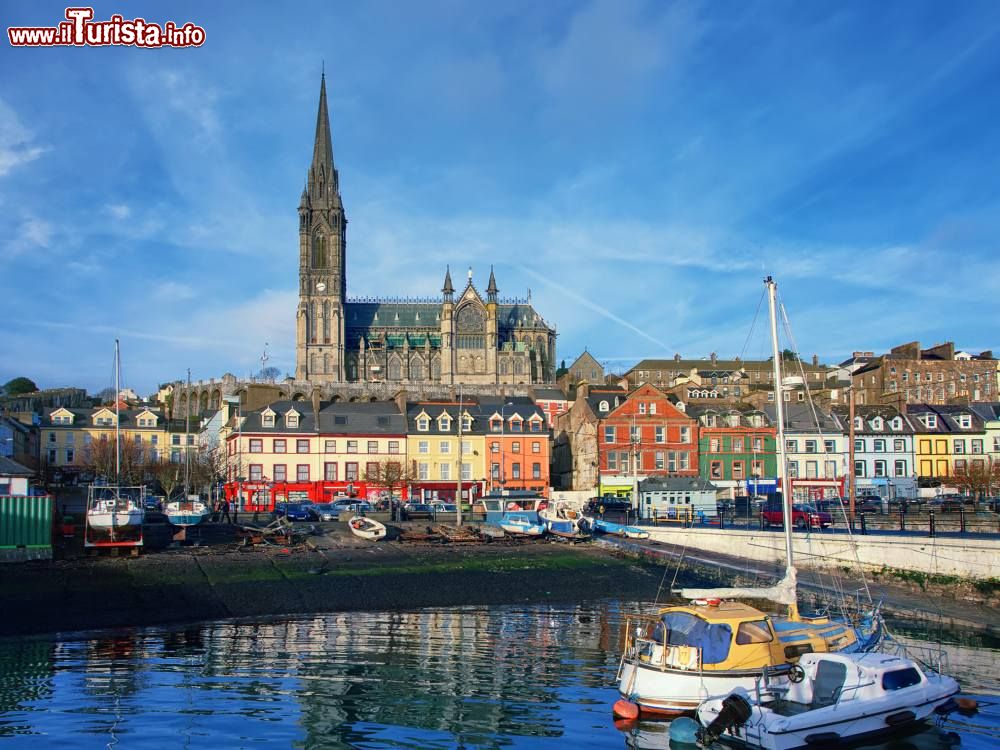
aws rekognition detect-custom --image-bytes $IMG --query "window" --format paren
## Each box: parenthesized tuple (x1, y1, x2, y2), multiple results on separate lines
(491, 462, 500, 479)
(735, 620, 773, 645)
(854, 460, 865, 477)
(620, 452, 630, 473)
(953, 440, 965, 454)
(249, 464, 263, 481)
(414, 440, 427, 455)
(972, 439, 983, 454)
(261, 412, 276, 428)
(608, 452, 618, 471)
(366, 462, 379, 479)
(638, 402, 647, 415)
(345, 462, 359, 481)
(957, 414, 972, 429)
(598, 400, 609, 412)
(893, 439, 904, 452)
(512, 441, 521, 453)
(874, 460, 887, 477)
(630, 425, 640, 443)
(854, 438, 864, 452)
(490, 441, 499, 453)
(440, 463, 451, 480)
(710, 438, 721, 453)
(680, 427, 690, 443)
(249, 439, 263, 453)
(752, 459, 764, 476)
(418, 463, 429, 480)
(710, 461, 724, 480)
(655, 426, 665, 443)
(529, 419, 542, 432)
(347, 440, 358, 453)
(733, 437, 744, 452)
(754, 437, 765, 452)
(65, 448, 75, 463)
(511, 463, 521, 479)
(785, 439, 797, 452)
(461, 462, 472, 481)
(894, 460, 906, 477)
(172, 434, 181, 446)
(510, 418, 523, 432)
(417, 417, 430, 432)
(923, 414, 938, 429)
(389, 440, 400, 454)
(883, 668, 923, 691)
(532, 462, 541, 479)
(367, 440, 378, 454)
(873, 439, 885, 452)
(461, 440, 472, 454)
(650, 403, 657, 415)
(186, 435, 194, 446)
(297, 439, 310, 454)
(439, 441, 451, 454)
(490, 418, 502, 432)
(732, 461, 744, 480)
(286, 413, 299, 428)
(170, 449, 180, 463)
(805, 440, 817, 453)
(296, 464, 310, 481)
(805, 461, 818, 478)
(655, 451, 664, 470)
(532, 441, 541, 453)
(438, 415, 452, 431)
(322, 462, 337, 481)
(273, 464, 286, 481)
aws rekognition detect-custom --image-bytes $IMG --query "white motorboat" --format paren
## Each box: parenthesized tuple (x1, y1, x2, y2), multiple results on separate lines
(696, 652, 960, 750)
(499, 511, 546, 536)
(349, 515, 386, 541)
(165, 497, 210, 527)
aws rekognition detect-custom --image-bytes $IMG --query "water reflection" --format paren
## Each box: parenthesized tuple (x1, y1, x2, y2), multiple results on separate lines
(0, 602, 994, 749)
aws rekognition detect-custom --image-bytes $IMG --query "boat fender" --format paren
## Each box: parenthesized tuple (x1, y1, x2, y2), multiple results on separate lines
(669, 716, 700, 745)
(698, 691, 752, 744)
(612, 699, 639, 720)
(804, 732, 840, 745)
(955, 697, 979, 715)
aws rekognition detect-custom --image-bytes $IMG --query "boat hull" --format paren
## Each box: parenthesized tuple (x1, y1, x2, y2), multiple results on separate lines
(86, 510, 145, 529)
(499, 521, 545, 536)
(349, 516, 386, 541)
(165, 500, 209, 528)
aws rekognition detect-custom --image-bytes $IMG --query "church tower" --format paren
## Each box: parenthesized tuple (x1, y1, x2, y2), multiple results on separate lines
(296, 73, 347, 382)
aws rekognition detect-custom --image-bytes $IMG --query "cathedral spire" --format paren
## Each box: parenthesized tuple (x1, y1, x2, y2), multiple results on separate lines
(442, 265, 454, 300)
(311, 72, 335, 174)
(487, 265, 498, 302)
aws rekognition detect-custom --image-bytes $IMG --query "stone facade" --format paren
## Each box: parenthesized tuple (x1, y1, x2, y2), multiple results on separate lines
(852, 341, 997, 406)
(294, 75, 556, 387)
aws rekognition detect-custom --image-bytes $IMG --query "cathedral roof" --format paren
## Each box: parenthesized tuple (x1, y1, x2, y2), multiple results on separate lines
(344, 301, 554, 333)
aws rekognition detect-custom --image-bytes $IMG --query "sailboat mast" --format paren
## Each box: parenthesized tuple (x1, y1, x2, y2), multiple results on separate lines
(115, 338, 121, 482)
(766, 277, 794, 571)
(185, 368, 191, 495)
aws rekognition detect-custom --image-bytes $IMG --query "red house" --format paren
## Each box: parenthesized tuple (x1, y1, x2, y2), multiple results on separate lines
(597, 383, 698, 495)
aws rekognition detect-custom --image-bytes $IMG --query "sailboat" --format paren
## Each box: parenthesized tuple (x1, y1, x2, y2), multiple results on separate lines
(85, 340, 146, 547)
(164, 369, 210, 528)
(614, 277, 882, 718)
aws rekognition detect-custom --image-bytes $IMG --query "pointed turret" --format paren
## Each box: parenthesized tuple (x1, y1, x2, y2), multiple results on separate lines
(312, 73, 335, 174)
(442, 265, 454, 301)
(306, 73, 340, 205)
(487, 265, 498, 302)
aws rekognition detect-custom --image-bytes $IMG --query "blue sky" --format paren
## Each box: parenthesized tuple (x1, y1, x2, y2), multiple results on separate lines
(3, 0, 1000, 395)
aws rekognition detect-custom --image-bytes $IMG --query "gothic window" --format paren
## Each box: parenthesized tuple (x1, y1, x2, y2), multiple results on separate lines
(312, 302, 320, 343)
(431, 355, 441, 380)
(387, 356, 402, 381)
(499, 359, 509, 376)
(514, 358, 525, 376)
(410, 355, 424, 381)
(322, 353, 330, 375)
(323, 301, 330, 342)
(311, 353, 320, 375)
(312, 233, 326, 269)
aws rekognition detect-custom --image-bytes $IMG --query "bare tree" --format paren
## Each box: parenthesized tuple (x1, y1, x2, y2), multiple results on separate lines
(950, 462, 994, 507)
(85, 435, 146, 485)
(149, 458, 183, 499)
(365, 459, 411, 499)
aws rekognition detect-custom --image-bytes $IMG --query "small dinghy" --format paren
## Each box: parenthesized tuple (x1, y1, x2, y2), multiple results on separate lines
(348, 516, 386, 541)
(696, 651, 959, 750)
(591, 517, 650, 540)
(499, 512, 546, 537)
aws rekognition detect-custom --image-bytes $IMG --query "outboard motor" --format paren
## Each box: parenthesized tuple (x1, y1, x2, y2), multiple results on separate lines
(698, 692, 753, 743)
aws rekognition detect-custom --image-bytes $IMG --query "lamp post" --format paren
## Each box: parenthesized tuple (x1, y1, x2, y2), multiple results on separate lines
(456, 387, 464, 526)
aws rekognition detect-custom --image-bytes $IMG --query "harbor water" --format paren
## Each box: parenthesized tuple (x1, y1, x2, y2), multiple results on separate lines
(0, 602, 996, 748)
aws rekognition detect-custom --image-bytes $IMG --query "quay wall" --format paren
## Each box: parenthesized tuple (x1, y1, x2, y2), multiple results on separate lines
(644, 527, 999, 580)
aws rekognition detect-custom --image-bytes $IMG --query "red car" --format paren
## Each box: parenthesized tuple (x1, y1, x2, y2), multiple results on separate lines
(762, 502, 833, 530)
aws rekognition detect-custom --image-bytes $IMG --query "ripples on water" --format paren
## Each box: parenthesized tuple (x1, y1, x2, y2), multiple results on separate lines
(0, 603, 996, 749)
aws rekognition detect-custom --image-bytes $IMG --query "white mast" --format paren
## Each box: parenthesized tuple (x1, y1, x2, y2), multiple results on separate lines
(115, 338, 121, 482)
(185, 368, 191, 495)
(767, 276, 794, 573)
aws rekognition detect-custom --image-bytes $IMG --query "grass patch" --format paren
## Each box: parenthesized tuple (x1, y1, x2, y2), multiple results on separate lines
(877, 566, 999, 596)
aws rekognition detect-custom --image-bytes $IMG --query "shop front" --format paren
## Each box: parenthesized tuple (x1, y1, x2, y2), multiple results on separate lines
(408, 480, 485, 504)
(788, 477, 845, 502)
(225, 480, 406, 512)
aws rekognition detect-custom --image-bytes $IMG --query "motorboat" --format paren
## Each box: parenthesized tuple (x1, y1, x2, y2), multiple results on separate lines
(539, 501, 591, 539)
(498, 511, 546, 537)
(165, 497, 210, 527)
(590, 517, 649, 539)
(696, 651, 960, 749)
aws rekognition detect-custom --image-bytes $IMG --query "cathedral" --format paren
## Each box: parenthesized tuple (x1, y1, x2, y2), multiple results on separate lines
(295, 75, 557, 386)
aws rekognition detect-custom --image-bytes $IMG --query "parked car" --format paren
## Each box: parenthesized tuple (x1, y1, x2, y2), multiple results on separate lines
(586, 496, 632, 513)
(761, 500, 833, 529)
(330, 499, 372, 513)
(402, 503, 435, 520)
(274, 502, 319, 522)
(312, 502, 340, 521)
(432, 503, 458, 514)
(931, 497, 965, 513)
(856, 496, 883, 514)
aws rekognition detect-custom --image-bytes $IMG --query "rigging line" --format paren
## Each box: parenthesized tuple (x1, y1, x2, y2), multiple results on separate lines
(776, 296, 876, 611)
(737, 288, 767, 363)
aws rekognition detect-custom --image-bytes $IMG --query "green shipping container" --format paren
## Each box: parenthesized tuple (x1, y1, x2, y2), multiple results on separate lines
(0, 496, 53, 559)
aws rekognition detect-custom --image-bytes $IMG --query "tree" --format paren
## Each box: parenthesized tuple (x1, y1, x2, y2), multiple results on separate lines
(951, 461, 995, 506)
(149, 458, 183, 499)
(365, 459, 411, 499)
(260, 366, 281, 383)
(3, 377, 37, 396)
(95, 387, 117, 404)
(85, 434, 146, 485)
(555, 359, 569, 378)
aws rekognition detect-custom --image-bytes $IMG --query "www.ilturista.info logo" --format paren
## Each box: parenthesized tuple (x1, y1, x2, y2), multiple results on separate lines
(8, 7, 205, 48)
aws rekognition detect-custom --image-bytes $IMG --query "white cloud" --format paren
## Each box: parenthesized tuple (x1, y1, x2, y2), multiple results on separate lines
(152, 281, 196, 301)
(3, 216, 52, 259)
(105, 203, 131, 220)
(0, 97, 47, 177)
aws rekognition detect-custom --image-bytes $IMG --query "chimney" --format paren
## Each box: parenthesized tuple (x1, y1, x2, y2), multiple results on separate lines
(394, 389, 408, 416)
(812, 354, 819, 366)
(891, 342, 921, 360)
(924, 342, 955, 361)
(710, 352, 718, 364)
(980, 350, 994, 360)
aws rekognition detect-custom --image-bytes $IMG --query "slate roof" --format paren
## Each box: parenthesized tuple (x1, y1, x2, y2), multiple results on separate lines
(532, 388, 568, 401)
(405, 401, 546, 435)
(40, 407, 169, 430)
(639, 476, 718, 492)
(968, 402, 1000, 423)
(240, 400, 406, 435)
(829, 405, 915, 434)
(905, 404, 984, 433)
(0, 456, 33, 476)
(763, 404, 840, 432)
(344, 302, 553, 337)
(686, 405, 772, 428)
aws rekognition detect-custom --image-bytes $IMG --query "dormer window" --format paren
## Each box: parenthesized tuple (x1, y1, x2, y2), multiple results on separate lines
(461, 414, 473, 431)
(957, 414, 971, 429)
(923, 415, 938, 429)
(854, 416, 863, 430)
(871, 417, 883, 431)
(285, 411, 300, 428)
(510, 416, 523, 433)
(890, 417, 902, 431)
(529, 415, 543, 432)
(417, 416, 430, 432)
(262, 413, 275, 428)
(598, 400, 609, 412)
(490, 418, 502, 433)
(438, 414, 452, 432)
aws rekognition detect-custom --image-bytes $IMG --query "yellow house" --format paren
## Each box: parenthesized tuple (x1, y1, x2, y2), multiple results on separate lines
(406, 403, 487, 503)
(909, 404, 988, 480)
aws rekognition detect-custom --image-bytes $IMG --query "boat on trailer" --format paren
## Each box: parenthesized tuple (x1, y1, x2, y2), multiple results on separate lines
(165, 497, 210, 527)
(696, 651, 959, 750)
(349, 515, 387, 540)
(539, 502, 591, 539)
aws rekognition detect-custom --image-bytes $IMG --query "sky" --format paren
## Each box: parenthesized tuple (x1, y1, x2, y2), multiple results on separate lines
(3, 0, 1000, 396)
